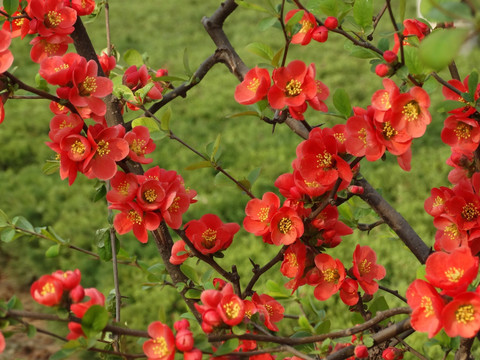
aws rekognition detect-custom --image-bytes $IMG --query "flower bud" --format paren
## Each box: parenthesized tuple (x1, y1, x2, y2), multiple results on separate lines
(348, 185, 364, 194)
(69, 285, 85, 303)
(174, 319, 190, 331)
(312, 26, 329, 43)
(324, 16, 338, 29)
(375, 63, 390, 77)
(184, 348, 203, 360)
(382, 347, 404, 360)
(383, 50, 397, 63)
(354, 345, 369, 358)
(175, 329, 194, 352)
(203, 309, 222, 327)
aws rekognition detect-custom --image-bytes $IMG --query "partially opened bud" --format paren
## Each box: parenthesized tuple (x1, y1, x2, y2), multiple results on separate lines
(312, 26, 329, 43)
(375, 64, 390, 77)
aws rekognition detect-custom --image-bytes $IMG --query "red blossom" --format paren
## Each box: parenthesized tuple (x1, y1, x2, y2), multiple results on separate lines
(285, 10, 317, 45)
(352, 245, 386, 295)
(354, 345, 369, 358)
(48, 113, 84, 143)
(234, 66, 270, 105)
(65, 0, 96, 16)
(29, 0, 77, 37)
(39, 52, 81, 86)
(70, 288, 105, 318)
(0, 331, 5, 354)
(106, 171, 139, 204)
(382, 347, 404, 360)
(243, 192, 280, 236)
(339, 278, 359, 306)
(324, 17, 338, 30)
(30, 274, 63, 306)
(169, 240, 190, 265)
(143, 321, 176, 360)
(30, 34, 72, 63)
(313, 253, 346, 301)
(218, 293, 245, 326)
(442, 291, 480, 338)
(268, 207, 304, 246)
(441, 115, 480, 155)
(51, 269, 81, 290)
(251, 293, 284, 331)
(111, 201, 160, 243)
(0, 29, 13, 73)
(124, 126, 156, 164)
(98, 51, 116, 76)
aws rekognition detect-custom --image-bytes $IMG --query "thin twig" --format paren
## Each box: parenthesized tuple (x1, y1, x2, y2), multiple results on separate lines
(395, 336, 429, 360)
(379, 285, 407, 304)
(386, 0, 405, 65)
(104, 0, 112, 56)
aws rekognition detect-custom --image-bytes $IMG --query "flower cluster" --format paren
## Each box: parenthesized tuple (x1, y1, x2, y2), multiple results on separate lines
(143, 319, 202, 360)
(407, 247, 480, 338)
(108, 166, 196, 243)
(122, 64, 167, 109)
(30, 269, 106, 340)
(235, 60, 329, 121)
(285, 10, 338, 45)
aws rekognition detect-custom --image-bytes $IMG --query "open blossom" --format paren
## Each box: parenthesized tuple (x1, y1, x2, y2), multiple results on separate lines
(0, 29, 14, 73)
(0, 331, 5, 354)
(30, 34, 72, 63)
(268, 207, 304, 246)
(51, 269, 81, 290)
(111, 201, 160, 243)
(169, 240, 190, 265)
(30, 274, 63, 306)
(243, 192, 280, 236)
(251, 293, 284, 331)
(442, 291, 480, 338)
(185, 213, 240, 254)
(143, 321, 176, 360)
(285, 9, 317, 45)
(29, 0, 77, 37)
(234, 66, 270, 105)
(352, 245, 386, 295)
(124, 126, 156, 164)
(313, 253, 346, 301)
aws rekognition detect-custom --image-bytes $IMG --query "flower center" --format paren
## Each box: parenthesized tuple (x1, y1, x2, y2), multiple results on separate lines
(223, 301, 241, 319)
(454, 123, 471, 140)
(79, 76, 97, 96)
(299, 19, 313, 34)
(358, 128, 367, 145)
(44, 42, 60, 55)
(420, 296, 434, 318)
(127, 210, 142, 225)
(40, 282, 56, 296)
(143, 189, 158, 203)
(444, 224, 459, 239)
(334, 132, 346, 143)
(152, 336, 168, 356)
(247, 77, 260, 92)
(45, 10, 62, 28)
(432, 196, 444, 207)
(359, 259, 371, 276)
(202, 228, 217, 248)
(445, 267, 464, 283)
(96, 140, 110, 157)
(285, 79, 302, 97)
(402, 101, 419, 122)
(456, 304, 475, 324)
(316, 151, 333, 169)
(71, 140, 86, 155)
(461, 202, 479, 221)
(285, 252, 298, 267)
(278, 217, 293, 234)
(54, 64, 69, 72)
(382, 122, 398, 140)
(131, 139, 147, 155)
(117, 181, 130, 196)
(258, 207, 270, 222)
(322, 268, 340, 283)
(381, 92, 391, 109)
(168, 196, 180, 213)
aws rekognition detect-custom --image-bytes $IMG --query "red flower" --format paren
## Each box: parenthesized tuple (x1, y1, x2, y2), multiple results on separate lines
(354, 345, 369, 359)
(393, 19, 430, 54)
(218, 293, 245, 327)
(70, 288, 105, 318)
(441, 115, 480, 155)
(340, 278, 359, 306)
(106, 171, 139, 204)
(98, 51, 116, 76)
(169, 240, 190, 265)
(382, 347, 404, 360)
(268, 207, 304, 246)
(406, 279, 444, 338)
(29, 0, 77, 37)
(83, 124, 130, 180)
(185, 214, 240, 254)
(112, 201, 160, 243)
(234, 66, 270, 105)
(251, 293, 284, 331)
(124, 126, 156, 164)
(285, 10, 317, 45)
(0, 331, 5, 354)
(143, 321, 176, 360)
(425, 247, 478, 296)
(30, 274, 63, 306)
(313, 253, 346, 301)
(352, 245, 386, 295)
(48, 113, 84, 143)
(65, 0, 96, 16)
(51, 269, 81, 290)
(280, 240, 306, 279)
(243, 192, 280, 236)
(66, 322, 85, 340)
(30, 34, 72, 64)
(0, 29, 13, 73)
(175, 328, 194, 352)
(442, 291, 480, 338)
(39, 53, 81, 86)
(268, 60, 317, 110)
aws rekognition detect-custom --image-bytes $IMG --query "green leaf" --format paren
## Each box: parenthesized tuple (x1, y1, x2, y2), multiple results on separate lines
(113, 84, 136, 102)
(424, 2, 472, 22)
(307, 0, 338, 16)
(436, 100, 468, 113)
(45, 244, 60, 258)
(96, 228, 119, 262)
(132, 116, 161, 135)
(185, 161, 212, 171)
(0, 209, 9, 228)
(123, 49, 143, 67)
(184, 289, 202, 299)
(180, 264, 200, 284)
(333, 88, 352, 118)
(7, 295, 22, 310)
(247, 167, 262, 187)
(214, 338, 239, 356)
(183, 48, 192, 77)
(419, 28, 469, 72)
(271, 47, 284, 67)
(12, 216, 35, 232)
(236, 0, 269, 12)
(42, 160, 60, 175)
(344, 41, 378, 59)
(285, 10, 304, 36)
(3, 0, 18, 14)
(246, 42, 274, 62)
(211, 134, 222, 161)
(378, 38, 390, 52)
(369, 296, 389, 318)
(134, 83, 155, 102)
(363, 335, 374, 347)
(468, 71, 478, 99)
(35, 73, 50, 92)
(49, 348, 77, 360)
(41, 226, 68, 244)
(1, 228, 16, 243)
(160, 107, 172, 131)
(404, 45, 424, 75)
(82, 305, 109, 338)
(265, 279, 290, 298)
(298, 315, 314, 333)
(258, 16, 278, 31)
(314, 319, 331, 334)
(399, 0, 406, 21)
(27, 324, 37, 338)
(353, 0, 373, 30)
(416, 265, 426, 280)
(93, 183, 106, 202)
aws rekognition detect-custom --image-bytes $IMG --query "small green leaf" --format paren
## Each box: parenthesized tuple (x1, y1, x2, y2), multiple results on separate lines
(353, 0, 373, 30)
(3, 0, 18, 14)
(404, 46, 424, 75)
(369, 296, 389, 318)
(160, 107, 172, 131)
(468, 71, 478, 99)
(1, 228, 16, 243)
(416, 265, 426, 280)
(113, 84, 136, 102)
(344, 41, 378, 59)
(7, 295, 22, 310)
(185, 161, 212, 171)
(49, 348, 77, 360)
(377, 38, 390, 52)
(307, 0, 338, 16)
(247, 167, 261, 187)
(214, 338, 239, 356)
(35, 73, 50, 92)
(258, 16, 278, 31)
(363, 335, 374, 347)
(134, 83, 155, 102)
(93, 183, 106, 202)
(436, 100, 468, 113)
(27, 324, 37, 338)
(45, 244, 60, 258)
(82, 305, 109, 338)
(265, 279, 290, 298)
(12, 216, 35, 232)
(132, 117, 161, 135)
(236, 0, 269, 12)
(246, 42, 274, 62)
(419, 28, 469, 72)
(183, 48, 192, 77)
(285, 10, 304, 35)
(211, 134, 222, 161)
(184, 289, 202, 299)
(314, 319, 331, 334)
(424, 2, 472, 23)
(399, 0, 406, 21)
(271, 47, 284, 68)
(0, 209, 9, 228)
(333, 88, 352, 118)
(298, 315, 314, 333)
(180, 264, 200, 284)
(123, 49, 143, 67)
(232, 323, 247, 335)
(42, 160, 60, 175)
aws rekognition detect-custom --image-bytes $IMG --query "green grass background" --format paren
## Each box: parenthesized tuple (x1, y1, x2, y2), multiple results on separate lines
(0, 0, 477, 359)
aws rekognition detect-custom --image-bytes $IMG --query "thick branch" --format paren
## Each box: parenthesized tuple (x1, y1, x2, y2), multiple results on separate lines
(455, 337, 475, 360)
(355, 177, 431, 264)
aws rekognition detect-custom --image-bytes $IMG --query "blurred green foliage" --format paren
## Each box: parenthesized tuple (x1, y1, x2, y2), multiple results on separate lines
(0, 0, 478, 359)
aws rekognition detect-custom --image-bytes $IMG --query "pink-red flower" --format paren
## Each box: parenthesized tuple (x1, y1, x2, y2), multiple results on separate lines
(313, 253, 346, 301)
(234, 66, 270, 105)
(243, 192, 280, 236)
(143, 321, 176, 360)
(169, 240, 190, 265)
(0, 29, 13, 73)
(352, 245, 386, 295)
(111, 201, 160, 243)
(285, 10, 317, 45)
(268, 207, 304, 246)
(0, 331, 5, 354)
(29, 0, 77, 37)
(124, 126, 156, 164)
(442, 291, 480, 338)
(30, 274, 63, 306)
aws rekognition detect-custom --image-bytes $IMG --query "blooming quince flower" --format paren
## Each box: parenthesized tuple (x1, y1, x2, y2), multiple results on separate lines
(30, 274, 63, 306)
(268, 206, 304, 246)
(124, 126, 156, 164)
(313, 253, 346, 301)
(0, 29, 14, 73)
(143, 321, 176, 360)
(234, 66, 270, 105)
(243, 192, 280, 236)
(169, 240, 190, 265)
(285, 9, 317, 45)
(51, 269, 81, 290)
(29, 0, 77, 37)
(352, 245, 386, 295)
(111, 201, 160, 243)
(442, 291, 480, 338)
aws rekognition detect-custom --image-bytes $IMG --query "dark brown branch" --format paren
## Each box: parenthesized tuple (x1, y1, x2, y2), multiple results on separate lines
(355, 177, 431, 264)
(357, 220, 385, 232)
(455, 337, 475, 360)
(449, 61, 461, 81)
(379, 285, 407, 303)
(208, 307, 411, 345)
(386, 0, 405, 65)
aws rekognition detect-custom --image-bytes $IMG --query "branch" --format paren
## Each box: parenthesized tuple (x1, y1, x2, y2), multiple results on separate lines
(208, 307, 411, 345)
(354, 177, 431, 264)
(455, 337, 475, 360)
